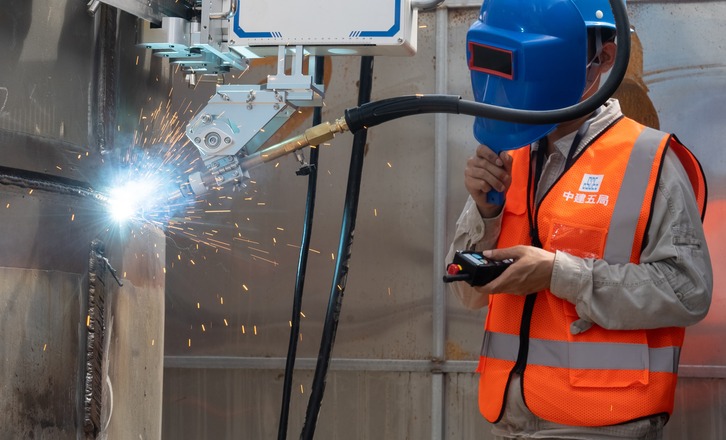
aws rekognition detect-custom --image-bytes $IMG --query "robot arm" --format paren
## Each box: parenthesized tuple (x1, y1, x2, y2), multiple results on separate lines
(136, 0, 420, 197)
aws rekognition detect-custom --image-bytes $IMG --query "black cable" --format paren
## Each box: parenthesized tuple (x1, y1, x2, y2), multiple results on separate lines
(343, 0, 630, 133)
(277, 55, 325, 440)
(299, 55, 375, 440)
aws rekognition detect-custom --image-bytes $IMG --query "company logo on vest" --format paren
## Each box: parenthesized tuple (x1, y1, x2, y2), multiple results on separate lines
(579, 174, 604, 193)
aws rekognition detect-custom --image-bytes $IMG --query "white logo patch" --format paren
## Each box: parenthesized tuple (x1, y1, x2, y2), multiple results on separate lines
(579, 174, 604, 193)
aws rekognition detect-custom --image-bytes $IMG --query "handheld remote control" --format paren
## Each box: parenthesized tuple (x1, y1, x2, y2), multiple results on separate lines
(443, 250, 514, 286)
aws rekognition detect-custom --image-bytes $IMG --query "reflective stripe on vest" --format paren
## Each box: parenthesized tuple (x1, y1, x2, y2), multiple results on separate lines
(482, 331, 679, 373)
(603, 127, 664, 264)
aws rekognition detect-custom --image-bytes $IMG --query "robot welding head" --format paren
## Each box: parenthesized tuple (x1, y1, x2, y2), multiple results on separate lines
(466, 0, 620, 151)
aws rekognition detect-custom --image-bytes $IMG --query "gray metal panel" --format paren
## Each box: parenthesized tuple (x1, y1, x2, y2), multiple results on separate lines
(630, 1, 726, 369)
(0, 268, 83, 438)
(163, 368, 433, 439)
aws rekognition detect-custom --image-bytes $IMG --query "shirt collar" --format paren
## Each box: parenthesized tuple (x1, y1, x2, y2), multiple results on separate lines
(532, 98, 623, 157)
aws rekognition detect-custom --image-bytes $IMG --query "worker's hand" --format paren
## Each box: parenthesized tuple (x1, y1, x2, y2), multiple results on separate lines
(478, 246, 555, 296)
(465, 144, 513, 218)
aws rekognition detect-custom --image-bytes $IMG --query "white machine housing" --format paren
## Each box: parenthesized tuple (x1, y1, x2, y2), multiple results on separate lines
(230, 0, 418, 58)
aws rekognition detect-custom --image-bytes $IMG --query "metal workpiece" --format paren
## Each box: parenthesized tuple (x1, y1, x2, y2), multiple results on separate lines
(1, 2, 169, 438)
(0, 182, 165, 439)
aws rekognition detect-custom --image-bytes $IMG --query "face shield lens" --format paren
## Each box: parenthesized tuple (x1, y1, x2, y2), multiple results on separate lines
(468, 42, 514, 79)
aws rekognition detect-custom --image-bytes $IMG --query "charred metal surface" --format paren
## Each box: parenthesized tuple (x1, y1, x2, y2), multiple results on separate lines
(84, 239, 110, 438)
(0, 164, 106, 201)
(91, 5, 119, 156)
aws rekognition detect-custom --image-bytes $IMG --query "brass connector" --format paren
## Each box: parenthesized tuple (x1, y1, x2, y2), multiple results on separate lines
(239, 117, 349, 170)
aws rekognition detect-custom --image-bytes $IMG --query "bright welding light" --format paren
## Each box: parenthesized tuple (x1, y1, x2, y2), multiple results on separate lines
(107, 179, 158, 222)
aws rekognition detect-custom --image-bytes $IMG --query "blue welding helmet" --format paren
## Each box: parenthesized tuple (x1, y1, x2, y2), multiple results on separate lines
(466, 0, 588, 150)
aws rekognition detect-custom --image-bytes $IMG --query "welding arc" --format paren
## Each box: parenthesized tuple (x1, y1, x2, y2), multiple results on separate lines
(299, 55, 375, 440)
(277, 56, 325, 440)
(343, 0, 630, 133)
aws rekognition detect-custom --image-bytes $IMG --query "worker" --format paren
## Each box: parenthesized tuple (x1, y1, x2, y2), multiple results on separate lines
(447, 0, 713, 438)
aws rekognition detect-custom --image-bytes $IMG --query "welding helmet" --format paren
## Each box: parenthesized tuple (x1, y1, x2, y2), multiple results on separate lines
(466, 0, 588, 150)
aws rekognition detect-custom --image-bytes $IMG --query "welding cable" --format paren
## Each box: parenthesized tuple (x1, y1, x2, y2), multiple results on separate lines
(342, 0, 630, 133)
(267, 0, 630, 160)
(299, 55, 375, 440)
(277, 55, 325, 440)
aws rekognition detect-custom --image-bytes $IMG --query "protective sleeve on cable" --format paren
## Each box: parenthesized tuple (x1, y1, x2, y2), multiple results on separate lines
(344, 94, 462, 133)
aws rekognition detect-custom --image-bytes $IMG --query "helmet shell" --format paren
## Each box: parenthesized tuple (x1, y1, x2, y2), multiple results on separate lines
(467, 0, 588, 150)
(571, 0, 617, 30)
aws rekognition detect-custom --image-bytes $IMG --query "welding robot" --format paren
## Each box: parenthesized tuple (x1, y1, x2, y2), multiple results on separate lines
(134, 0, 635, 439)
(141, 0, 629, 203)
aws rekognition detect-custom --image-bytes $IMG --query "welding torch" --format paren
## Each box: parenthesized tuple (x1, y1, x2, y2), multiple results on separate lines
(175, 117, 350, 199)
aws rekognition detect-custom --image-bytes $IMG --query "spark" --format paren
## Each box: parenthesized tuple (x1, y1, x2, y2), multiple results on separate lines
(43, 344, 47, 351)
(387, 162, 392, 168)
(201, 324, 206, 332)
(242, 284, 249, 291)
(253, 325, 258, 335)
(151, 339, 155, 346)
(241, 325, 246, 334)
(223, 319, 228, 326)
(251, 254, 279, 266)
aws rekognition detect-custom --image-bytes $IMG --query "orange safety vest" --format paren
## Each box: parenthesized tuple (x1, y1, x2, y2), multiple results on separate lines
(477, 117, 707, 426)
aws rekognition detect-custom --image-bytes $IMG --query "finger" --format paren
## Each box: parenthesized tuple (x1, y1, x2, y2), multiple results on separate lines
(476, 144, 503, 166)
(478, 266, 514, 295)
(465, 162, 510, 193)
(482, 246, 523, 261)
(500, 151, 514, 173)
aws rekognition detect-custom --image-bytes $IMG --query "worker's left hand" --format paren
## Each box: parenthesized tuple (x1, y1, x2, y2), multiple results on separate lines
(478, 245, 555, 296)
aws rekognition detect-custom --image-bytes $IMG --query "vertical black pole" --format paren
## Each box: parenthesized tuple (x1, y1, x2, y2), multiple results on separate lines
(277, 55, 325, 440)
(299, 55, 375, 440)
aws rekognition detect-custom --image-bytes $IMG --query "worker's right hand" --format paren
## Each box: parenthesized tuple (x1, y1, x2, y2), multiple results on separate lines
(464, 144, 513, 218)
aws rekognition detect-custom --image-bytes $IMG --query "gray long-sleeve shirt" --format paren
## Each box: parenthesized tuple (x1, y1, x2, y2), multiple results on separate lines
(447, 99, 712, 331)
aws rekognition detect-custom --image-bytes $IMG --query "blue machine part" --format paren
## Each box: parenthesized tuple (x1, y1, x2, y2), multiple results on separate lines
(466, 0, 589, 152)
